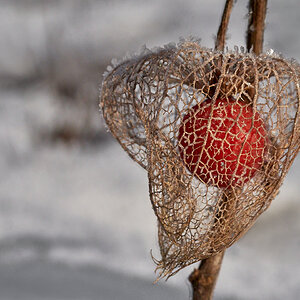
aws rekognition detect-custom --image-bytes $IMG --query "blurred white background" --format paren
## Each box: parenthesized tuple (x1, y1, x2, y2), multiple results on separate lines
(0, 0, 299, 299)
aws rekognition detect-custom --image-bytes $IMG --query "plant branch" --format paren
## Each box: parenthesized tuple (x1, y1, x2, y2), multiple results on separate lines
(246, 0, 268, 55)
(189, 251, 225, 300)
(215, 0, 235, 51)
(188, 1, 236, 299)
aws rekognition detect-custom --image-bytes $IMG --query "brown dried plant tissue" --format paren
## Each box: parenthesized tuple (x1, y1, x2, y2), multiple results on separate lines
(100, 39, 300, 279)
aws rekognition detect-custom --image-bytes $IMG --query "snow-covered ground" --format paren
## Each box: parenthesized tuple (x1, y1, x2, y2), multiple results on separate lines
(0, 0, 299, 299)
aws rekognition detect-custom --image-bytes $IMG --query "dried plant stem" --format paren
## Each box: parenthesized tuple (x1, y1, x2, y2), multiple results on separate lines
(189, 191, 235, 299)
(189, 0, 268, 298)
(215, 0, 234, 51)
(246, 0, 268, 55)
(189, 0, 236, 298)
(189, 251, 225, 300)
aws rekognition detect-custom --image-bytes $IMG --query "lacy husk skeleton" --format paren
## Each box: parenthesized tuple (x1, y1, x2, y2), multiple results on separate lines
(100, 39, 300, 279)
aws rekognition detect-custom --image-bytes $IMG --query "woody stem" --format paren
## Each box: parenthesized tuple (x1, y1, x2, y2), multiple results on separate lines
(189, 0, 268, 299)
(189, 0, 235, 298)
(215, 0, 235, 51)
(189, 252, 225, 300)
(246, 0, 268, 55)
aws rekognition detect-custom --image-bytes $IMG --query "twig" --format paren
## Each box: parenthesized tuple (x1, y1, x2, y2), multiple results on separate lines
(246, 0, 268, 55)
(215, 0, 235, 51)
(188, 1, 235, 299)
(188, 0, 268, 298)
(189, 251, 225, 300)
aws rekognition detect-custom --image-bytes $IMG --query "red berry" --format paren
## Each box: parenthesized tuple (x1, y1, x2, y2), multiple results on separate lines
(178, 98, 267, 188)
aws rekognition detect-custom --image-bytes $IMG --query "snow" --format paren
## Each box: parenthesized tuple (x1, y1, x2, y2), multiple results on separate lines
(0, 0, 300, 299)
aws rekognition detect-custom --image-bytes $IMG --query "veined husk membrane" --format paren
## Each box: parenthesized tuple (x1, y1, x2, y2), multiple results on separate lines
(100, 40, 300, 279)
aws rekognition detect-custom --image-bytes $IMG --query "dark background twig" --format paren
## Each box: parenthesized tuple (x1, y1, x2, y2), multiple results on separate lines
(246, 0, 268, 55)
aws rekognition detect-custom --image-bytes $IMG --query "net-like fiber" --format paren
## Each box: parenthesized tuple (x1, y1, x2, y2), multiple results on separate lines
(100, 40, 300, 279)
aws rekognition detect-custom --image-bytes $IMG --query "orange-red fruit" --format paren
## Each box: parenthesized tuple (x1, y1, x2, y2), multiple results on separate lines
(178, 98, 267, 188)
